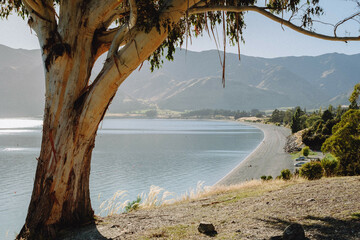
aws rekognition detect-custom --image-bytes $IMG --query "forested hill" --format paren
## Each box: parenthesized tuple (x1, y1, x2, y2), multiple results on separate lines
(1, 44, 359, 117)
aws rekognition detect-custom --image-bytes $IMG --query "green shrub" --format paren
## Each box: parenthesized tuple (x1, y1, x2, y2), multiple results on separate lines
(125, 196, 141, 213)
(321, 157, 339, 177)
(302, 146, 310, 157)
(261, 175, 273, 181)
(300, 162, 323, 180)
(280, 169, 292, 180)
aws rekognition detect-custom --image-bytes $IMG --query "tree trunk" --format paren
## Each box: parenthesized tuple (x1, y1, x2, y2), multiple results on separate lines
(18, 118, 97, 239)
(17, 28, 102, 239)
(15, 1, 197, 239)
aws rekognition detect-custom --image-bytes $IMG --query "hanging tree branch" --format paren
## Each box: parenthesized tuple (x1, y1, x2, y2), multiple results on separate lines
(188, 5, 360, 42)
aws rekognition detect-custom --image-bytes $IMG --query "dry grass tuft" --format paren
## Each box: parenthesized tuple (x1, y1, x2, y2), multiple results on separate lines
(100, 178, 306, 216)
(99, 190, 129, 216)
(139, 185, 175, 209)
(179, 177, 306, 202)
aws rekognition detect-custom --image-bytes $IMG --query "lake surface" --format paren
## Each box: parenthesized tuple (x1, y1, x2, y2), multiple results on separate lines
(0, 118, 263, 239)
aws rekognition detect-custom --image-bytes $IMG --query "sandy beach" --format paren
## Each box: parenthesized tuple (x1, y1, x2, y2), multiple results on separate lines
(216, 122, 294, 185)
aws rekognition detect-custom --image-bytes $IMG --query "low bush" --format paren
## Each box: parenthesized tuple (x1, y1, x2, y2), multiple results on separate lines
(280, 169, 292, 180)
(261, 175, 273, 181)
(302, 146, 310, 157)
(300, 162, 323, 180)
(321, 157, 339, 177)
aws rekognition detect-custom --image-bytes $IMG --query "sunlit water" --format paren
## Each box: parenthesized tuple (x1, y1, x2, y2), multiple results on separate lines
(0, 118, 263, 239)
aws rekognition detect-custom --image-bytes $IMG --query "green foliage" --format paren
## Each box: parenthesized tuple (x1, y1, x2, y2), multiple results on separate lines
(321, 157, 339, 177)
(321, 109, 333, 122)
(234, 110, 251, 119)
(302, 130, 327, 151)
(283, 109, 293, 125)
(145, 109, 158, 118)
(299, 162, 323, 180)
(302, 146, 310, 157)
(0, 0, 28, 19)
(302, 105, 341, 151)
(270, 109, 285, 124)
(349, 83, 360, 110)
(335, 105, 347, 121)
(305, 114, 321, 129)
(125, 196, 142, 213)
(180, 109, 264, 119)
(147, 0, 323, 71)
(280, 169, 292, 180)
(291, 107, 302, 133)
(322, 109, 360, 176)
(261, 175, 273, 181)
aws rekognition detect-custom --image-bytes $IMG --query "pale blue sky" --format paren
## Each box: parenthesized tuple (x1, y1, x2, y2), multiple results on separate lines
(0, 1, 360, 58)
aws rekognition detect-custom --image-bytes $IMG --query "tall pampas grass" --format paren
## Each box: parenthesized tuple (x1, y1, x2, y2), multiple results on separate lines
(99, 178, 305, 216)
(99, 190, 129, 216)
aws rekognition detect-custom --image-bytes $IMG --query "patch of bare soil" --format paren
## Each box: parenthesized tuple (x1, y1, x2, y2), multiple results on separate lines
(61, 176, 360, 240)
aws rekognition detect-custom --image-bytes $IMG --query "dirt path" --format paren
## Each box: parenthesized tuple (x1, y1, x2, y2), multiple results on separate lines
(217, 122, 293, 185)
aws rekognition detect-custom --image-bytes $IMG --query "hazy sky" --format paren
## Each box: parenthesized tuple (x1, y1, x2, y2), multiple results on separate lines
(0, 1, 360, 58)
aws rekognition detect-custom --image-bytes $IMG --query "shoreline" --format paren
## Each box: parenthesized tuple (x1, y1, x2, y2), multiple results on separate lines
(216, 122, 294, 185)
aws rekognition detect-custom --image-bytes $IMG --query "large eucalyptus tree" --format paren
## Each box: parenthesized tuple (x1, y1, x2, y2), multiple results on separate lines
(1, 0, 359, 239)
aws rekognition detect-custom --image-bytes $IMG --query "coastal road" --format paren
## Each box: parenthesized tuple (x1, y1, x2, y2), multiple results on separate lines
(216, 122, 294, 185)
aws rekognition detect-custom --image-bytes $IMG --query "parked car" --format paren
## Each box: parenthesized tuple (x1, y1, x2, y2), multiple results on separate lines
(295, 156, 306, 161)
(294, 162, 306, 167)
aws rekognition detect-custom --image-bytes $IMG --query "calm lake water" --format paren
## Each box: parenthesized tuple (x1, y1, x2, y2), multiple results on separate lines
(0, 118, 263, 239)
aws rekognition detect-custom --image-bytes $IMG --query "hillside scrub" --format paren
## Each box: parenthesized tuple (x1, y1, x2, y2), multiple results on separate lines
(299, 162, 323, 180)
(322, 109, 360, 175)
(321, 156, 339, 177)
(280, 169, 292, 180)
(302, 146, 310, 157)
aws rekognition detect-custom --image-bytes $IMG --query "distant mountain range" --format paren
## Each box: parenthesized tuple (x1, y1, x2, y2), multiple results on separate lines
(1, 44, 359, 117)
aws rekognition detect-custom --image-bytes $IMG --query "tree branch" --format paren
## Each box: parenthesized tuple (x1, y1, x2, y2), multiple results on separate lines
(106, 0, 137, 58)
(79, 0, 202, 136)
(23, 0, 43, 17)
(89, 0, 125, 29)
(93, 27, 132, 59)
(189, 6, 360, 42)
(334, 12, 360, 37)
(22, 0, 57, 51)
(102, 7, 130, 29)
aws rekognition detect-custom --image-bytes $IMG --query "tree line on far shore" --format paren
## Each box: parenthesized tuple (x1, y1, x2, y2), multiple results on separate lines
(181, 108, 265, 119)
